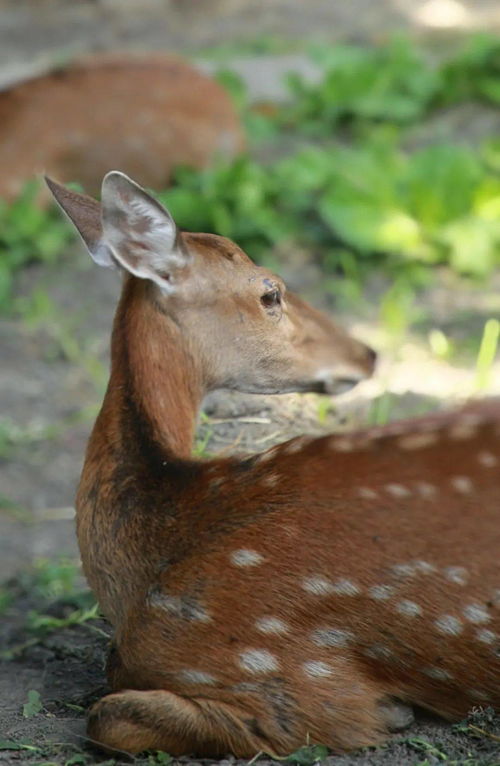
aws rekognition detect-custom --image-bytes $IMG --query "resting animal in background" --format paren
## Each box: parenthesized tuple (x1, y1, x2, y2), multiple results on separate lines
(47, 172, 499, 758)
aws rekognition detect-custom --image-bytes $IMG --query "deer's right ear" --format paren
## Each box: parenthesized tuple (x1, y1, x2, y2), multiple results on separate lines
(44, 176, 115, 268)
(98, 171, 189, 293)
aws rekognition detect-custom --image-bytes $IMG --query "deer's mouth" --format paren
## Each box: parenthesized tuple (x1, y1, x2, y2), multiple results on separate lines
(315, 376, 367, 396)
(312, 354, 376, 395)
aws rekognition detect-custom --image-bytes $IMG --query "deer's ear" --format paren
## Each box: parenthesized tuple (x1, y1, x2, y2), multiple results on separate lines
(99, 171, 189, 292)
(45, 175, 114, 268)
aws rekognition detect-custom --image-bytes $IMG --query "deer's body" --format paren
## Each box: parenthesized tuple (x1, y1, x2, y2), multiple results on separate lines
(48, 173, 500, 758)
(0, 54, 243, 200)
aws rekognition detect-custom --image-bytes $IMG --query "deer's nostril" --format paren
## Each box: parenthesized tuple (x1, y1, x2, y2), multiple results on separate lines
(365, 345, 377, 367)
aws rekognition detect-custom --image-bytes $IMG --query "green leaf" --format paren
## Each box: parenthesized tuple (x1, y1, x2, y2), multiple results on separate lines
(285, 744, 330, 765)
(439, 216, 498, 275)
(0, 739, 41, 751)
(23, 689, 42, 718)
(65, 754, 89, 766)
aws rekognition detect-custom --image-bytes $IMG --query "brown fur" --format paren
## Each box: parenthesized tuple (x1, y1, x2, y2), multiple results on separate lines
(48, 175, 499, 758)
(0, 54, 244, 200)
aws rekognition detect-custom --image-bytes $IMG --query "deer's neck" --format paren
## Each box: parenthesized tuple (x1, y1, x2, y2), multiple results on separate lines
(108, 277, 203, 460)
(77, 278, 206, 622)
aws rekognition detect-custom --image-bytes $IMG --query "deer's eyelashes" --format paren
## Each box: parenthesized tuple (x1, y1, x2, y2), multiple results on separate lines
(261, 289, 281, 310)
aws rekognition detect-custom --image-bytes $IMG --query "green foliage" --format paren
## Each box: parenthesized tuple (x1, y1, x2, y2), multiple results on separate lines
(475, 318, 500, 391)
(0, 180, 72, 313)
(28, 558, 81, 601)
(0, 417, 60, 459)
(26, 603, 100, 636)
(159, 157, 289, 257)
(0, 586, 12, 614)
(147, 752, 173, 765)
(281, 34, 500, 133)
(284, 38, 441, 132)
(0, 740, 41, 752)
(161, 139, 500, 278)
(3, 34, 500, 302)
(441, 34, 500, 105)
(284, 743, 330, 765)
(216, 69, 279, 143)
(22, 690, 43, 718)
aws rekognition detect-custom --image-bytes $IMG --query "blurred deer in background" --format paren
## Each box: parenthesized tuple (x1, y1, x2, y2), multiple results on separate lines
(47, 172, 499, 758)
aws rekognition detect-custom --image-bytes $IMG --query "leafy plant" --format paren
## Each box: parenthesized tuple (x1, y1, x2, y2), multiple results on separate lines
(161, 139, 500, 280)
(0, 740, 41, 752)
(0, 180, 72, 313)
(5, 34, 500, 311)
(284, 743, 329, 765)
(216, 69, 278, 143)
(28, 558, 81, 601)
(441, 34, 500, 106)
(23, 690, 43, 718)
(474, 318, 500, 391)
(283, 38, 441, 133)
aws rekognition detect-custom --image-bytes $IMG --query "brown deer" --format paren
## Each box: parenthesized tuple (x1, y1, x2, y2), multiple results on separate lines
(47, 172, 499, 759)
(0, 54, 243, 201)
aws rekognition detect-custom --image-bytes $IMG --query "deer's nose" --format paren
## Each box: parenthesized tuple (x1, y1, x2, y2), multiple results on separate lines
(365, 345, 377, 370)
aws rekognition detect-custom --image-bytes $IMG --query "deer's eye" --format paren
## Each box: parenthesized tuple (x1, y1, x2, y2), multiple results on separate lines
(261, 289, 281, 309)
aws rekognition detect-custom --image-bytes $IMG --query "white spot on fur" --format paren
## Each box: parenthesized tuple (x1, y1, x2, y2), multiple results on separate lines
(256, 446, 280, 463)
(391, 563, 416, 579)
(477, 450, 498, 468)
(239, 649, 279, 674)
(443, 566, 469, 585)
(385, 483, 412, 498)
(283, 437, 309, 455)
(423, 667, 453, 681)
(303, 661, 333, 677)
(255, 617, 289, 635)
(369, 585, 394, 601)
(469, 689, 491, 701)
(448, 415, 482, 441)
(434, 615, 463, 636)
(230, 549, 264, 567)
(331, 579, 360, 596)
(209, 476, 225, 490)
(311, 628, 355, 647)
(179, 670, 217, 685)
(476, 629, 497, 644)
(448, 424, 477, 441)
(463, 604, 490, 624)
(330, 437, 354, 452)
(261, 474, 279, 488)
(450, 476, 473, 494)
(358, 487, 379, 500)
(302, 576, 334, 596)
(416, 481, 437, 499)
(363, 644, 393, 660)
(414, 560, 436, 574)
(396, 600, 422, 617)
(398, 432, 438, 450)
(148, 591, 211, 622)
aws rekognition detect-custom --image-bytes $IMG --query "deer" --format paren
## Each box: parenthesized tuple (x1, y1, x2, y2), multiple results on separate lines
(46, 172, 500, 759)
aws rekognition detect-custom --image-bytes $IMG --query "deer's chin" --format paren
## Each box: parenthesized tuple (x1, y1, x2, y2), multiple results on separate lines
(314, 376, 366, 396)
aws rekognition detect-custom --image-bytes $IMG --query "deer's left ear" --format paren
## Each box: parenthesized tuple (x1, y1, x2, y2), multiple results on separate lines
(100, 171, 190, 292)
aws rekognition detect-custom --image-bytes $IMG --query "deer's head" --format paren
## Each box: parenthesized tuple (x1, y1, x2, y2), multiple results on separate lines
(46, 171, 375, 396)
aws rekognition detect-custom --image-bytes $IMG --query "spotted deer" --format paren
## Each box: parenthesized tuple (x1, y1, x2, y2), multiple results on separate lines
(47, 172, 500, 759)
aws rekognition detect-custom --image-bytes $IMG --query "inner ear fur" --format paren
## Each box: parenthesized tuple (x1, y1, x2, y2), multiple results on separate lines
(98, 171, 189, 289)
